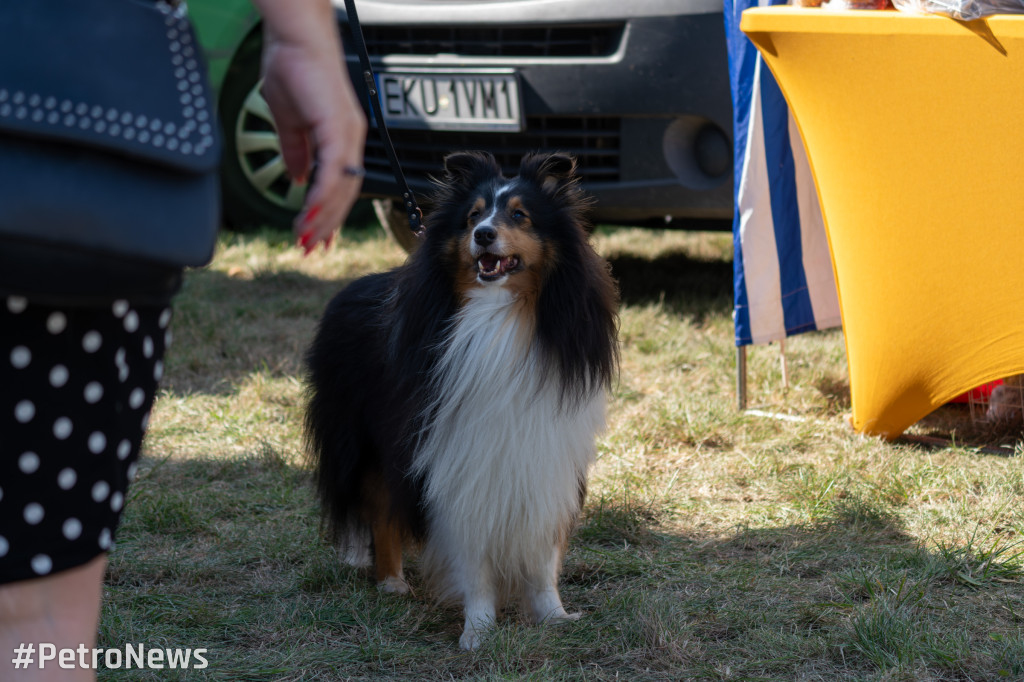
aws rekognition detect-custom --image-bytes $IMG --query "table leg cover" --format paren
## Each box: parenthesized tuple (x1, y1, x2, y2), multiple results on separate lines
(741, 9, 1024, 436)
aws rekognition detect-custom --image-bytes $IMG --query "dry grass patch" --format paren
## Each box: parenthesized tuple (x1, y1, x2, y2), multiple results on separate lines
(99, 224, 1024, 680)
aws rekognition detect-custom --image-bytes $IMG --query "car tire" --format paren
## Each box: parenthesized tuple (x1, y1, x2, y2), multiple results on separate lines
(218, 38, 306, 231)
(372, 198, 422, 254)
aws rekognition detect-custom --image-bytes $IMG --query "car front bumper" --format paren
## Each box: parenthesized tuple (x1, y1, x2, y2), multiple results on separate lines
(338, 0, 734, 225)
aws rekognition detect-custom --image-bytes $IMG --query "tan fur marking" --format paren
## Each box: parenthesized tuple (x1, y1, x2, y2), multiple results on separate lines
(359, 471, 408, 588)
(455, 197, 490, 300)
(453, 232, 480, 302)
(501, 226, 544, 304)
(468, 197, 486, 223)
(372, 515, 406, 585)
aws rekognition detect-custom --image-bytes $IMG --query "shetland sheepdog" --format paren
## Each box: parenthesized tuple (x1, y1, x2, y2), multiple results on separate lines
(304, 151, 618, 650)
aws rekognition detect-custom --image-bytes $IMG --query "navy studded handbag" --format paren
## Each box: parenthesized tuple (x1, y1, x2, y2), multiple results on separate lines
(0, 0, 221, 301)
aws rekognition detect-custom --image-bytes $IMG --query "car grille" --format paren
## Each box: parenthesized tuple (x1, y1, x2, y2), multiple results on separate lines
(365, 116, 621, 188)
(343, 24, 624, 58)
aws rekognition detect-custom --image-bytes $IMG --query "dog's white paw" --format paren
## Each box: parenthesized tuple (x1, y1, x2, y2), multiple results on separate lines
(459, 627, 485, 651)
(338, 546, 372, 568)
(336, 525, 373, 568)
(528, 594, 581, 625)
(544, 610, 582, 625)
(378, 576, 411, 595)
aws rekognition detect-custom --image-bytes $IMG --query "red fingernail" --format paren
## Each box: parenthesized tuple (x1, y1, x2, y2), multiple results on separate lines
(298, 230, 314, 247)
(303, 205, 321, 224)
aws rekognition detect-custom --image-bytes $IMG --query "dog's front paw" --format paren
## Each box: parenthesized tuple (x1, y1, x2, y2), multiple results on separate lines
(544, 610, 582, 625)
(459, 626, 485, 651)
(378, 576, 411, 595)
(528, 597, 583, 625)
(337, 526, 373, 568)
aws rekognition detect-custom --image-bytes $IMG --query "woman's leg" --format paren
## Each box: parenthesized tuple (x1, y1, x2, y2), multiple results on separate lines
(0, 555, 106, 681)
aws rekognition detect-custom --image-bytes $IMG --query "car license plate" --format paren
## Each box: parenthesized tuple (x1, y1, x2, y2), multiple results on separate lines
(376, 71, 522, 132)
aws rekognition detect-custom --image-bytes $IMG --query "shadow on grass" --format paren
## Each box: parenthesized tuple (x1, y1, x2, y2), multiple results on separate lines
(907, 404, 1024, 453)
(814, 375, 853, 411)
(606, 252, 733, 321)
(164, 267, 353, 395)
(105, 452, 1024, 679)
(566, 499, 1024, 679)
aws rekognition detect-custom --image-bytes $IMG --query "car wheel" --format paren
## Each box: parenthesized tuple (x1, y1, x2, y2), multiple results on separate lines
(219, 39, 305, 231)
(372, 198, 422, 254)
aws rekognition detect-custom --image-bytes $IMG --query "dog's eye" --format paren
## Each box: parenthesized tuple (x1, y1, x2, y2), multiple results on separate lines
(468, 209, 481, 221)
(511, 209, 527, 221)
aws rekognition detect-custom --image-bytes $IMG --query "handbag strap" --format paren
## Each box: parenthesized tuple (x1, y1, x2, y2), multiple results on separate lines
(342, 0, 424, 237)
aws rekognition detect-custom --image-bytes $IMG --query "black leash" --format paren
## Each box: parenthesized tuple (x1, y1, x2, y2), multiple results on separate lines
(343, 0, 424, 237)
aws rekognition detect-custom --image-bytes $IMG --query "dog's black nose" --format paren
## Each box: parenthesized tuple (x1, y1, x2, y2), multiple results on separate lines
(474, 226, 497, 246)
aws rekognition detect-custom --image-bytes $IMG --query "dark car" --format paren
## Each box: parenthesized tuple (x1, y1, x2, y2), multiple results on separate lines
(190, 0, 733, 246)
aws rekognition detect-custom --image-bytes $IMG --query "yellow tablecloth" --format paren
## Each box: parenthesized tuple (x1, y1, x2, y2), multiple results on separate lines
(741, 8, 1024, 437)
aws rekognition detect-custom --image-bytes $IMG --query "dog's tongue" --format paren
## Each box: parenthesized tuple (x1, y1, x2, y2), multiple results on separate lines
(479, 253, 501, 274)
(478, 254, 520, 277)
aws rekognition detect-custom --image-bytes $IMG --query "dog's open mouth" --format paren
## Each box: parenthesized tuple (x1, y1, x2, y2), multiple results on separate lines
(477, 253, 521, 281)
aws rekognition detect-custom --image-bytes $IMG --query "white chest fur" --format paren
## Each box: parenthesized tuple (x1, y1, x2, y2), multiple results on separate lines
(412, 287, 606, 596)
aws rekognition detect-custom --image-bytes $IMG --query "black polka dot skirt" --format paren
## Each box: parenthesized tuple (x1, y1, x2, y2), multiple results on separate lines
(0, 295, 171, 583)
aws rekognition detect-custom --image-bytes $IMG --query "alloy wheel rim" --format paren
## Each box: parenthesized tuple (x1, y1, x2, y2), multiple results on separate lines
(235, 83, 306, 211)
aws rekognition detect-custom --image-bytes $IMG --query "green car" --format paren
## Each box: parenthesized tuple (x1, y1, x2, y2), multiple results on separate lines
(188, 1, 292, 230)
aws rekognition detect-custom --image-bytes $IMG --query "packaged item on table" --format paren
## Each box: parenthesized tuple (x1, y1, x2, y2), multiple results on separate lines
(823, 0, 893, 8)
(892, 0, 1023, 19)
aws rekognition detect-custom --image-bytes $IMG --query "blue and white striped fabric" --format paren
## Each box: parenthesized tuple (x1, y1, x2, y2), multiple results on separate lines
(724, 0, 841, 347)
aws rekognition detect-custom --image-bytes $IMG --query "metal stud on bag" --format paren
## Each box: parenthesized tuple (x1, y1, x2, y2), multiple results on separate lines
(0, 0, 222, 282)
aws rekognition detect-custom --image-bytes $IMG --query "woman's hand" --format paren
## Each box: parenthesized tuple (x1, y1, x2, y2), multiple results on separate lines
(253, 0, 367, 253)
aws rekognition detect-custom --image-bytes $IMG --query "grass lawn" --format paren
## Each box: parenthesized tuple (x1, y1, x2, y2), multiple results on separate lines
(99, 224, 1024, 680)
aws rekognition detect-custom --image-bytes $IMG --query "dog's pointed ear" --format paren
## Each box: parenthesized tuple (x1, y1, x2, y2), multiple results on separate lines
(442, 151, 502, 189)
(519, 152, 579, 196)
